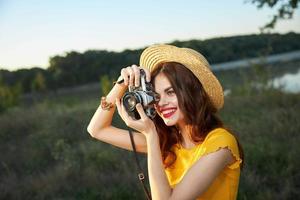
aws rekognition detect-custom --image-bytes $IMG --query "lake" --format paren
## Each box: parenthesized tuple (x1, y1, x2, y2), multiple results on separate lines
(271, 68, 300, 93)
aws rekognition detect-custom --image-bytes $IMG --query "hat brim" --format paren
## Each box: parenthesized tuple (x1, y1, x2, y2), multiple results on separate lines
(139, 44, 224, 110)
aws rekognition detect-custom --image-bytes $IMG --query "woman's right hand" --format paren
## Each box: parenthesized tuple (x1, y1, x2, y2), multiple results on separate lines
(120, 65, 151, 88)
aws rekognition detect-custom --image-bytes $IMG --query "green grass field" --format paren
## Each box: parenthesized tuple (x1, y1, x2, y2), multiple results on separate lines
(0, 62, 300, 199)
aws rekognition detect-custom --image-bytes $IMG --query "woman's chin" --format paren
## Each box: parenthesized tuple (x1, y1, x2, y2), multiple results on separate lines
(163, 118, 177, 126)
(158, 113, 179, 126)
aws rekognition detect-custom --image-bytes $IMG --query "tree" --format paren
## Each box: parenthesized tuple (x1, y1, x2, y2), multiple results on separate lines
(249, 0, 299, 31)
(100, 75, 112, 96)
(0, 77, 21, 113)
(31, 72, 47, 92)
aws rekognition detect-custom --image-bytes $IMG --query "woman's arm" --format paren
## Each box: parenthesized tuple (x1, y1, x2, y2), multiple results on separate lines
(87, 65, 150, 153)
(87, 80, 127, 132)
(146, 129, 234, 200)
(146, 130, 173, 200)
(168, 148, 234, 200)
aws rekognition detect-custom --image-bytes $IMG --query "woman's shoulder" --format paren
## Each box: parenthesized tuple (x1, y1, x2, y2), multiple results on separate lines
(171, 128, 237, 151)
(206, 127, 234, 139)
(203, 127, 238, 147)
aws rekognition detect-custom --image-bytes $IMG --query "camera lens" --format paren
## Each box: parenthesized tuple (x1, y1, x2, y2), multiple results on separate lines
(127, 96, 136, 109)
(123, 92, 141, 111)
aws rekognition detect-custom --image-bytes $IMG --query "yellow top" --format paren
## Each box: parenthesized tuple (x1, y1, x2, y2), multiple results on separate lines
(165, 128, 242, 200)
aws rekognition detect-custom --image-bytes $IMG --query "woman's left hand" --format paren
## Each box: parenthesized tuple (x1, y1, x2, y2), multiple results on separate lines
(115, 98, 156, 136)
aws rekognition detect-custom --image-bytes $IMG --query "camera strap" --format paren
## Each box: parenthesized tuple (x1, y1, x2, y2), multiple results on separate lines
(128, 130, 152, 200)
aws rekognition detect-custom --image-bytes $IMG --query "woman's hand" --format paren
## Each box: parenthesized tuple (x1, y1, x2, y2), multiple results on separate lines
(116, 64, 155, 136)
(120, 65, 151, 87)
(115, 98, 156, 136)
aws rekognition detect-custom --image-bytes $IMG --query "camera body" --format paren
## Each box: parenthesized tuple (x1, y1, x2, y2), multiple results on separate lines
(122, 69, 159, 120)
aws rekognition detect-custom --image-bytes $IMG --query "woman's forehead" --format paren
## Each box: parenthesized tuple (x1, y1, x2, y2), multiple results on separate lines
(154, 73, 172, 92)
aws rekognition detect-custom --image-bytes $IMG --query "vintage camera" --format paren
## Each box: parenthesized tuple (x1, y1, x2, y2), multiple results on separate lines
(122, 69, 160, 120)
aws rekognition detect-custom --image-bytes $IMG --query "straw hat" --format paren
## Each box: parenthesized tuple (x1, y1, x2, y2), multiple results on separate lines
(139, 44, 224, 110)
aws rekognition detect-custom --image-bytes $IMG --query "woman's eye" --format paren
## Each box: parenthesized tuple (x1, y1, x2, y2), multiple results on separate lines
(167, 90, 175, 95)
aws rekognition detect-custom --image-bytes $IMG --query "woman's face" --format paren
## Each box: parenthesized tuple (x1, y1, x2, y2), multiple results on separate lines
(154, 72, 185, 126)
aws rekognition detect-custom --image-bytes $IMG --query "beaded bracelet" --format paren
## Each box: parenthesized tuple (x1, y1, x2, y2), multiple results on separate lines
(100, 96, 114, 111)
(100, 78, 124, 111)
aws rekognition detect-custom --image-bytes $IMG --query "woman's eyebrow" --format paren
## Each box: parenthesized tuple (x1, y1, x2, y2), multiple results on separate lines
(155, 86, 172, 93)
(164, 86, 173, 92)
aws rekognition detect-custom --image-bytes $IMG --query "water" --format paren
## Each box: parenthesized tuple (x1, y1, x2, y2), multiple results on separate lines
(271, 68, 300, 93)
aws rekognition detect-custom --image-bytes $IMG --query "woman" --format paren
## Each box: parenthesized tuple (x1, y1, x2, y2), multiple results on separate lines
(87, 44, 244, 200)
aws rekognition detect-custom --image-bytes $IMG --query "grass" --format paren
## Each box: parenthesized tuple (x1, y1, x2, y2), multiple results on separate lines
(0, 62, 300, 199)
(220, 90, 300, 200)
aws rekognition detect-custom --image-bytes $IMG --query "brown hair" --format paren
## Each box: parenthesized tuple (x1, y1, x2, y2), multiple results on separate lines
(151, 62, 244, 170)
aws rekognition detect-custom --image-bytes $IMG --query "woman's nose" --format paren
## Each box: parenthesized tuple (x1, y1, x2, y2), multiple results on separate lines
(157, 95, 169, 107)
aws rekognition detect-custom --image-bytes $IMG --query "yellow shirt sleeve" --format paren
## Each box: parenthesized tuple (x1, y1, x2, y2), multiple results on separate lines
(166, 128, 242, 199)
(201, 128, 242, 169)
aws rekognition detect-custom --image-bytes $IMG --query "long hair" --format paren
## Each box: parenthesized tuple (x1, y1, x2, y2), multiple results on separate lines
(151, 62, 244, 170)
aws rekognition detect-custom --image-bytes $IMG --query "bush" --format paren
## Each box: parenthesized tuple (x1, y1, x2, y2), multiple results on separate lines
(0, 82, 21, 113)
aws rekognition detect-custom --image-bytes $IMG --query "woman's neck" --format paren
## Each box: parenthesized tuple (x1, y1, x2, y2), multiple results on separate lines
(177, 124, 197, 149)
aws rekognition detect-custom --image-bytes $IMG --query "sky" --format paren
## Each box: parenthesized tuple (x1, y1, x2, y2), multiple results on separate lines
(0, 0, 299, 71)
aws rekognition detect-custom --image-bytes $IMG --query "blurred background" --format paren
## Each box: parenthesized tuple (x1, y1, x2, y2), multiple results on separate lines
(0, 0, 299, 199)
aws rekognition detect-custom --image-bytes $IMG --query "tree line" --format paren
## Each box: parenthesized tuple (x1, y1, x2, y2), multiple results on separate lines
(0, 32, 300, 112)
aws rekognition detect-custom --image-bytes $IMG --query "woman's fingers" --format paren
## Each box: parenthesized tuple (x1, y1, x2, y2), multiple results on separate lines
(132, 65, 140, 87)
(135, 103, 148, 120)
(120, 65, 151, 87)
(117, 98, 153, 133)
(120, 101, 134, 125)
(140, 66, 151, 82)
(126, 66, 134, 87)
(120, 68, 129, 86)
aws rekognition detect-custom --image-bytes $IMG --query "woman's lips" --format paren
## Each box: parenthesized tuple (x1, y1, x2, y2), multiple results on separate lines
(161, 108, 177, 118)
